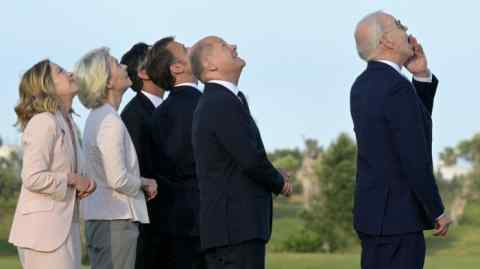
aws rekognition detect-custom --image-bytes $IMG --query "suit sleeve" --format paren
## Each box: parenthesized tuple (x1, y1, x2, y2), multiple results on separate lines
(21, 113, 69, 201)
(385, 82, 445, 221)
(149, 106, 180, 190)
(97, 115, 142, 197)
(412, 75, 439, 115)
(214, 100, 285, 194)
(121, 108, 153, 177)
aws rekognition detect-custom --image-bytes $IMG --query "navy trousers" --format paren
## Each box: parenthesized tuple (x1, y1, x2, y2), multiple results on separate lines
(204, 240, 266, 269)
(357, 231, 426, 269)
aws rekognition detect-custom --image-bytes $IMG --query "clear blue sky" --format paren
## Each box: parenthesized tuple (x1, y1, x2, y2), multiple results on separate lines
(1, 1, 477, 159)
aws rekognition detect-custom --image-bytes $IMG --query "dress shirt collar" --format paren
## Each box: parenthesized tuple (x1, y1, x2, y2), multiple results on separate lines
(175, 82, 199, 89)
(208, 80, 239, 96)
(141, 90, 163, 108)
(375, 59, 433, 82)
(376, 59, 402, 74)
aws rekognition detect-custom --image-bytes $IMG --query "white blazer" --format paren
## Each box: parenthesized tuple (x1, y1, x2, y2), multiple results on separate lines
(81, 103, 149, 223)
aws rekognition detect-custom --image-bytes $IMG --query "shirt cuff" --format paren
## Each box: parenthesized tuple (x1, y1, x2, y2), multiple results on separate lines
(413, 71, 433, 83)
(436, 212, 445, 221)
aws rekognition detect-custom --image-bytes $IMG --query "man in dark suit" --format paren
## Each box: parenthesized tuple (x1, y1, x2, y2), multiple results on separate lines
(120, 42, 169, 269)
(190, 36, 293, 269)
(350, 11, 452, 269)
(147, 37, 206, 269)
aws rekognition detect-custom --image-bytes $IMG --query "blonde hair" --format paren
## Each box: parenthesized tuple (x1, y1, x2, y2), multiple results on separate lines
(14, 59, 61, 131)
(74, 47, 111, 109)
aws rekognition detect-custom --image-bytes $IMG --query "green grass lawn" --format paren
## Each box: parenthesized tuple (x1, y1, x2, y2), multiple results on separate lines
(0, 253, 479, 269)
(1, 200, 480, 268)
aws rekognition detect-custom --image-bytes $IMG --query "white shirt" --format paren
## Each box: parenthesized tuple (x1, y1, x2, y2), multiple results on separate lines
(175, 82, 199, 89)
(208, 80, 239, 96)
(141, 90, 163, 108)
(376, 59, 433, 83)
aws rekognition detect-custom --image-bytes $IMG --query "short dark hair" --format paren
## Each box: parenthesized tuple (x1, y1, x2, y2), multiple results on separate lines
(146, 36, 176, 90)
(120, 42, 150, 92)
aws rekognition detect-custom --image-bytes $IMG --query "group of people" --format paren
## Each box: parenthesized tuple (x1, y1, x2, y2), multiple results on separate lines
(8, 34, 292, 269)
(7, 10, 450, 269)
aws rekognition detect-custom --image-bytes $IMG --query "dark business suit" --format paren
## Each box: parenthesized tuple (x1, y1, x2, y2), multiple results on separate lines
(121, 92, 173, 269)
(192, 82, 285, 269)
(150, 85, 205, 269)
(350, 61, 444, 269)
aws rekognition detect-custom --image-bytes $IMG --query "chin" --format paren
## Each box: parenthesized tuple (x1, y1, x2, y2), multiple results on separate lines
(238, 59, 246, 68)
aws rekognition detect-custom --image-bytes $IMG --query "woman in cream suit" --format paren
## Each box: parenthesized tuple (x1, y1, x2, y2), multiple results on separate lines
(9, 59, 96, 269)
(74, 47, 158, 269)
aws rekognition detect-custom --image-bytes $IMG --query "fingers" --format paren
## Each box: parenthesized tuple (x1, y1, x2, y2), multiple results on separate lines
(409, 35, 419, 46)
(146, 189, 157, 201)
(281, 181, 293, 197)
(433, 217, 451, 237)
(411, 37, 425, 56)
(433, 224, 448, 236)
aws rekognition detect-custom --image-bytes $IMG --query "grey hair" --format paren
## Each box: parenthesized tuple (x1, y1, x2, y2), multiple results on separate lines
(354, 11, 386, 61)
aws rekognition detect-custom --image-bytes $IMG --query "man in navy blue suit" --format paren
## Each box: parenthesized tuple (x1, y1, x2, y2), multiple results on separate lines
(350, 11, 452, 269)
(190, 36, 293, 269)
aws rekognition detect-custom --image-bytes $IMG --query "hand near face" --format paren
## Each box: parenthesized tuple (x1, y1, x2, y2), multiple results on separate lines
(405, 36, 430, 78)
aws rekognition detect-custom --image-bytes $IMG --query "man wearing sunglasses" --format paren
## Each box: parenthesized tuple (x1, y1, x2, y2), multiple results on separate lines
(350, 11, 452, 269)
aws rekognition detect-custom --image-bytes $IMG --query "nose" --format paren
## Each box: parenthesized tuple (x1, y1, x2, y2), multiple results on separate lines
(68, 72, 75, 80)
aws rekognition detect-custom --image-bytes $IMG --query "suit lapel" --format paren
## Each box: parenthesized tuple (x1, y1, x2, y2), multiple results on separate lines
(206, 83, 266, 152)
(137, 92, 155, 113)
(54, 112, 76, 173)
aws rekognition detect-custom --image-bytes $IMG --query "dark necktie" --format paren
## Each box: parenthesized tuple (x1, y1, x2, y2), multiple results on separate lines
(237, 91, 251, 115)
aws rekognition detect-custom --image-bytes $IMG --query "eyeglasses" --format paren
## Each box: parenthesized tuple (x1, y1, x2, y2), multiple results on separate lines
(393, 19, 408, 32)
(383, 19, 408, 35)
(394, 19, 408, 32)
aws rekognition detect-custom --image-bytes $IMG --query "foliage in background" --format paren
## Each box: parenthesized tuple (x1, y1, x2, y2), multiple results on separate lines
(284, 133, 357, 252)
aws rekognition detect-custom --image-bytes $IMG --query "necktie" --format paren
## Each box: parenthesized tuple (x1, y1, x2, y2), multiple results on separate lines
(237, 91, 251, 115)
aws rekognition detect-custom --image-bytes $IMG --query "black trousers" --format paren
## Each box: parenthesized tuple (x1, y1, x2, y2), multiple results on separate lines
(357, 231, 426, 269)
(205, 240, 266, 269)
(171, 236, 206, 269)
(135, 224, 174, 269)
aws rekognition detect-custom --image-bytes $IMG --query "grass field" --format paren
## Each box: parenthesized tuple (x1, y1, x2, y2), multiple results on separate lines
(1, 200, 480, 268)
(1, 253, 479, 269)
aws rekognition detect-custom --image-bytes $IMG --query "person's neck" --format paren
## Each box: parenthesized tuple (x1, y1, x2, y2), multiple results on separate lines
(142, 81, 165, 98)
(174, 74, 197, 87)
(105, 90, 123, 111)
(207, 73, 241, 86)
(373, 51, 405, 67)
(58, 95, 73, 118)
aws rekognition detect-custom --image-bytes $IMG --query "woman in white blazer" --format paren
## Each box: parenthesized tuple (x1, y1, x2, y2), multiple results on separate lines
(74, 47, 158, 269)
(9, 59, 96, 269)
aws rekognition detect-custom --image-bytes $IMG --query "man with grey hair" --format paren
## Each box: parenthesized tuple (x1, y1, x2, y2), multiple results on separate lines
(350, 11, 451, 269)
(190, 36, 293, 269)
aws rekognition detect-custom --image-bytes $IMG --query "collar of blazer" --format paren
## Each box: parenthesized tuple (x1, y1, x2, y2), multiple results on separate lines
(53, 111, 78, 172)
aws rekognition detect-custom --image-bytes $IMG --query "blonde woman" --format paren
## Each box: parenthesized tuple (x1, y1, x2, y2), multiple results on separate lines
(74, 47, 158, 269)
(8, 60, 96, 269)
